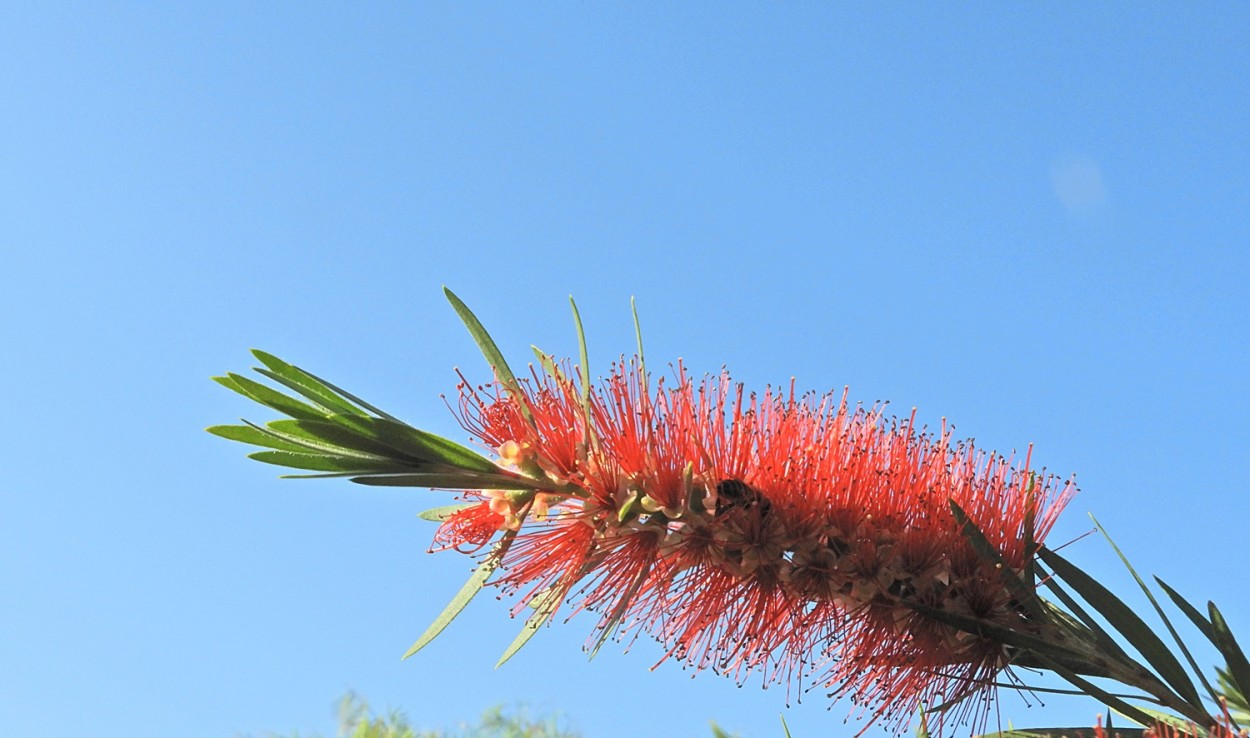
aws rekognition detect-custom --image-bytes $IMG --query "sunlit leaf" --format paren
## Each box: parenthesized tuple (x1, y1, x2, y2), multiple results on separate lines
(251, 349, 368, 417)
(248, 450, 408, 473)
(206, 424, 308, 453)
(496, 586, 563, 668)
(444, 287, 533, 425)
(213, 373, 326, 421)
(402, 531, 516, 659)
(417, 502, 479, 522)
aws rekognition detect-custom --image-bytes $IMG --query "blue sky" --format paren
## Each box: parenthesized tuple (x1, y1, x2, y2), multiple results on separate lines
(3, 4, 1248, 737)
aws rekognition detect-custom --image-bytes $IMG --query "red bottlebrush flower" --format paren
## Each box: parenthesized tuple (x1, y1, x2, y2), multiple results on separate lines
(442, 358, 1075, 733)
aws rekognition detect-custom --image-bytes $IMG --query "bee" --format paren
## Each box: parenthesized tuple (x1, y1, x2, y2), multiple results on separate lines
(715, 479, 771, 516)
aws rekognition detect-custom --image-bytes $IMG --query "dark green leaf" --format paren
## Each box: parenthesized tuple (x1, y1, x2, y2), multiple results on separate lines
(1092, 516, 1209, 710)
(250, 350, 368, 417)
(1039, 545, 1198, 708)
(350, 473, 542, 491)
(298, 368, 401, 422)
(213, 373, 327, 421)
(1210, 603, 1250, 712)
(268, 419, 420, 461)
(902, 600, 1091, 669)
(364, 420, 498, 473)
(1038, 563, 1131, 662)
(1031, 651, 1158, 727)
(248, 450, 409, 473)
(949, 500, 1044, 620)
(1157, 578, 1217, 645)
(206, 424, 308, 453)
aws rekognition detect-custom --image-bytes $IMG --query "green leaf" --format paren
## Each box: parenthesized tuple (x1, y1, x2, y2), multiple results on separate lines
(206, 424, 309, 453)
(780, 715, 792, 738)
(403, 531, 516, 659)
(496, 586, 563, 668)
(531, 346, 565, 382)
(268, 418, 421, 461)
(250, 350, 368, 417)
(297, 368, 402, 422)
(1156, 578, 1217, 644)
(588, 560, 651, 660)
(1037, 563, 1131, 662)
(248, 419, 385, 459)
(417, 503, 479, 522)
(248, 450, 409, 473)
(350, 473, 543, 491)
(443, 287, 532, 424)
(631, 295, 647, 394)
(214, 373, 327, 421)
(949, 500, 1044, 620)
(902, 601, 1092, 669)
(1039, 545, 1198, 708)
(569, 297, 593, 441)
(1092, 515, 1209, 710)
(1031, 651, 1158, 728)
(1210, 603, 1250, 712)
(350, 417, 499, 473)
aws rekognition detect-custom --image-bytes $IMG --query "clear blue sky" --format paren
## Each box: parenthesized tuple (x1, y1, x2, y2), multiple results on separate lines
(3, 4, 1247, 737)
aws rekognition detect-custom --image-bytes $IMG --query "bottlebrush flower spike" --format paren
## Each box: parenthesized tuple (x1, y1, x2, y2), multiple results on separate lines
(212, 295, 1106, 736)
(444, 352, 1076, 733)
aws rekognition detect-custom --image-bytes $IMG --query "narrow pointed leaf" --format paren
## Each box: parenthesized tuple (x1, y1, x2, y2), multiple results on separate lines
(1039, 545, 1197, 707)
(1156, 578, 1217, 644)
(1037, 563, 1131, 661)
(404, 530, 519, 660)
(496, 587, 563, 668)
(350, 473, 542, 491)
(631, 295, 647, 394)
(268, 419, 418, 461)
(214, 373, 327, 421)
(250, 350, 369, 417)
(949, 500, 1044, 620)
(902, 601, 1097, 672)
(417, 502, 479, 522)
(254, 367, 367, 417)
(298, 368, 402, 422)
(588, 560, 651, 660)
(249, 420, 385, 459)
(206, 424, 309, 453)
(569, 296, 592, 420)
(403, 551, 503, 659)
(444, 287, 533, 424)
(531, 346, 565, 382)
(1210, 603, 1250, 711)
(249, 450, 409, 473)
(1032, 652, 1158, 727)
(1092, 515, 1210, 709)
